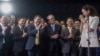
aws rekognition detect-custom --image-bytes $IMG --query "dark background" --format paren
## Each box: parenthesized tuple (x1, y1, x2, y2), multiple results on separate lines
(0, 0, 100, 21)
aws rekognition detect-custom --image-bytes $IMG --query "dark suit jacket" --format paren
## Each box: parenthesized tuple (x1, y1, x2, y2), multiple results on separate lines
(25, 24, 45, 51)
(13, 26, 27, 52)
(45, 24, 61, 51)
(46, 24, 61, 40)
(61, 27, 80, 53)
(0, 25, 13, 50)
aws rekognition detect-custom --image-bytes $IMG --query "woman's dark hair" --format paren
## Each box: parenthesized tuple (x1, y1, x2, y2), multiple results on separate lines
(82, 5, 98, 16)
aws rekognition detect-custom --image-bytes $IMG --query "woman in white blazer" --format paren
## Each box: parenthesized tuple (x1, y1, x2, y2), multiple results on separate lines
(79, 5, 99, 56)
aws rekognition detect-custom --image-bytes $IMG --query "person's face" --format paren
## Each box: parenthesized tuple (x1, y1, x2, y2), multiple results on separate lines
(18, 19, 26, 27)
(55, 21, 59, 25)
(1, 17, 9, 26)
(8, 18, 15, 25)
(66, 19, 73, 27)
(82, 9, 90, 16)
(62, 25, 66, 28)
(74, 21, 80, 29)
(41, 18, 45, 23)
(30, 21, 33, 24)
(60, 21, 65, 25)
(34, 17, 41, 25)
(10, 18, 15, 24)
(26, 20, 30, 24)
(47, 15, 55, 24)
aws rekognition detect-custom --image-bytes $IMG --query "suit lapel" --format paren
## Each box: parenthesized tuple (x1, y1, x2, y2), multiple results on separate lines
(66, 27, 69, 35)
(4, 26, 10, 35)
(0, 26, 2, 33)
(72, 28, 75, 38)
(54, 24, 57, 33)
(72, 28, 75, 34)
(67, 27, 70, 34)
(17, 26, 23, 34)
(49, 25, 54, 33)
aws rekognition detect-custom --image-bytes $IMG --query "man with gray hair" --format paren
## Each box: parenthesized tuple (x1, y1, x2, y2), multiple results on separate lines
(0, 16, 13, 56)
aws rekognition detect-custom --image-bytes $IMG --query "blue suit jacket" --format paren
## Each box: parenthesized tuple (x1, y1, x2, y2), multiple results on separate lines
(25, 24, 45, 50)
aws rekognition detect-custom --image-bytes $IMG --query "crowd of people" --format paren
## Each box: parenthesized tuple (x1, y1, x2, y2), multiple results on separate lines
(0, 5, 100, 56)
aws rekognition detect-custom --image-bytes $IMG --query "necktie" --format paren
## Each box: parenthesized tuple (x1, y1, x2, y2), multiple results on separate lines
(35, 30, 39, 45)
(52, 25, 55, 32)
(21, 26, 24, 31)
(69, 27, 72, 34)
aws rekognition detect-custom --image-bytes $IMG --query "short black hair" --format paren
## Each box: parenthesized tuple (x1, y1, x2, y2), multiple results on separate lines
(66, 17, 74, 21)
(33, 15, 42, 19)
(17, 17, 26, 22)
(74, 19, 81, 22)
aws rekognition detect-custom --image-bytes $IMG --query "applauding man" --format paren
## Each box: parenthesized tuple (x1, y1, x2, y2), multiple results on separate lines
(13, 18, 27, 56)
(0, 16, 13, 56)
(46, 14, 61, 56)
(25, 15, 46, 56)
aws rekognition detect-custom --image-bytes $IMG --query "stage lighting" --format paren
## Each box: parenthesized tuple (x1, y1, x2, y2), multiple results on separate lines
(1, 3, 12, 14)
(0, 0, 11, 1)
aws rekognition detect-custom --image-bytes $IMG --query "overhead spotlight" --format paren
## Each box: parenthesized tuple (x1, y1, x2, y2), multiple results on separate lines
(1, 3, 12, 14)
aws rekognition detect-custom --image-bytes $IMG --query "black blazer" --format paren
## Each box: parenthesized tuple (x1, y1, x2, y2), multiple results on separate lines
(45, 24, 61, 41)
(13, 26, 27, 52)
(0, 25, 13, 50)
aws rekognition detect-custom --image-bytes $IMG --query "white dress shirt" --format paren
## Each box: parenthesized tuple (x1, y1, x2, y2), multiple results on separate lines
(0, 24, 7, 43)
(51, 24, 55, 32)
(18, 25, 23, 31)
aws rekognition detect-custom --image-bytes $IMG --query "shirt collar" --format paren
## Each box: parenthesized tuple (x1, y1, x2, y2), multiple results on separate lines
(51, 24, 55, 26)
(0, 23, 6, 27)
(68, 26, 72, 29)
(34, 23, 38, 27)
(18, 25, 22, 29)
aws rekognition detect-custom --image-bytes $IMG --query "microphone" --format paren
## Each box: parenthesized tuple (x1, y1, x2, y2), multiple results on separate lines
(86, 15, 90, 23)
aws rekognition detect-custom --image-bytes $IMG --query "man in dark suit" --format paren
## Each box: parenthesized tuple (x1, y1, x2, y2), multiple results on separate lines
(74, 20, 81, 56)
(61, 17, 80, 56)
(25, 15, 46, 56)
(45, 14, 61, 56)
(13, 18, 27, 56)
(0, 16, 13, 56)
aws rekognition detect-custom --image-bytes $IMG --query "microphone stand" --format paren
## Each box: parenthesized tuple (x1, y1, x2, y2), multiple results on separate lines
(87, 16, 90, 56)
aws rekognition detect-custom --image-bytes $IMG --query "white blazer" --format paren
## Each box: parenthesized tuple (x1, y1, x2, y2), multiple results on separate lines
(79, 16, 100, 47)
